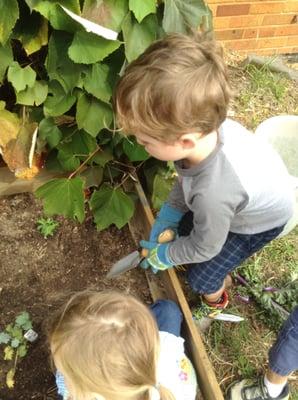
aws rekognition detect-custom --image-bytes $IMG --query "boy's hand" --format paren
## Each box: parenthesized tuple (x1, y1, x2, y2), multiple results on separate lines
(149, 203, 183, 243)
(140, 240, 174, 273)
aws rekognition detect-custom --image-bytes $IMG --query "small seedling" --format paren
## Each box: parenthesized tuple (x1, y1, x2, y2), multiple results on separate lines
(0, 311, 37, 388)
(37, 217, 59, 238)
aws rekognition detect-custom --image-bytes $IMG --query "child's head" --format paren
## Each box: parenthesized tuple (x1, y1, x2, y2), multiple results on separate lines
(48, 290, 174, 400)
(115, 33, 231, 147)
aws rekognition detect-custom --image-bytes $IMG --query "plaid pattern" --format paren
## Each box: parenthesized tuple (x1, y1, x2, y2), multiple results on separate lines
(178, 212, 284, 294)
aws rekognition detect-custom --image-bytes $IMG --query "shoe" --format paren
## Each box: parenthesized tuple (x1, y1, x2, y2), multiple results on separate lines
(226, 377, 290, 400)
(192, 290, 229, 320)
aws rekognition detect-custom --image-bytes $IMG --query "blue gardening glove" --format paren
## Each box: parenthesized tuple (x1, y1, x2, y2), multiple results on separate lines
(140, 240, 174, 273)
(150, 203, 184, 243)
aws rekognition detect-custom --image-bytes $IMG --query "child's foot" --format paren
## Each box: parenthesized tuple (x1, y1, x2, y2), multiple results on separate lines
(192, 290, 229, 320)
(226, 378, 290, 400)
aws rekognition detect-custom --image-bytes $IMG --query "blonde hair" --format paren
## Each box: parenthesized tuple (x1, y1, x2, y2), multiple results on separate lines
(115, 32, 231, 143)
(48, 290, 175, 400)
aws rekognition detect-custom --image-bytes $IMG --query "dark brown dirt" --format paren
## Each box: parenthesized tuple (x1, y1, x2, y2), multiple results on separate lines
(0, 193, 151, 400)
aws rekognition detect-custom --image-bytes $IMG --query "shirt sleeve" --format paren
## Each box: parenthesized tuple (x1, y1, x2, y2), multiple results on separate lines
(167, 189, 245, 265)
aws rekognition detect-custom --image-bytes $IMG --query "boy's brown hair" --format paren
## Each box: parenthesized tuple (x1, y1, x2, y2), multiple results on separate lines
(115, 33, 231, 142)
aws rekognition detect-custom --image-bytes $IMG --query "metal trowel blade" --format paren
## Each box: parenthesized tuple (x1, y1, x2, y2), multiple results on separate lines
(106, 251, 142, 279)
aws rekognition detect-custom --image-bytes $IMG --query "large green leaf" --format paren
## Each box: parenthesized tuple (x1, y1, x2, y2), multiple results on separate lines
(82, 0, 128, 32)
(68, 31, 121, 64)
(38, 117, 62, 148)
(0, 0, 19, 44)
(129, 0, 156, 23)
(57, 148, 81, 171)
(81, 166, 103, 188)
(90, 184, 134, 230)
(122, 12, 158, 62)
(58, 130, 97, 163)
(76, 94, 113, 137)
(25, 0, 81, 32)
(152, 170, 176, 209)
(13, 2, 48, 55)
(7, 62, 36, 93)
(162, 0, 211, 34)
(0, 42, 13, 83)
(44, 81, 76, 117)
(46, 31, 83, 92)
(35, 177, 85, 222)
(123, 138, 150, 161)
(16, 81, 48, 106)
(83, 63, 112, 103)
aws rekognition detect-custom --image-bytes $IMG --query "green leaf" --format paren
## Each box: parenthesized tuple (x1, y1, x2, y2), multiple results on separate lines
(7, 62, 36, 93)
(39, 117, 62, 149)
(13, 2, 48, 55)
(0, 0, 19, 44)
(0, 332, 11, 344)
(46, 31, 83, 92)
(4, 346, 14, 361)
(82, 0, 128, 32)
(0, 101, 5, 110)
(129, 0, 156, 23)
(91, 150, 113, 167)
(162, 0, 211, 34)
(122, 12, 158, 62)
(35, 177, 85, 223)
(16, 80, 48, 106)
(68, 31, 121, 64)
(25, 0, 81, 32)
(90, 184, 134, 230)
(152, 171, 176, 209)
(9, 326, 23, 341)
(0, 42, 13, 83)
(81, 166, 103, 188)
(17, 344, 27, 358)
(44, 81, 76, 117)
(15, 312, 30, 328)
(11, 338, 20, 348)
(76, 94, 113, 137)
(123, 138, 150, 161)
(83, 63, 112, 103)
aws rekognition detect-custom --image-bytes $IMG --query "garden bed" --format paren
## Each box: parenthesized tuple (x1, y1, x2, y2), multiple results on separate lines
(0, 193, 151, 400)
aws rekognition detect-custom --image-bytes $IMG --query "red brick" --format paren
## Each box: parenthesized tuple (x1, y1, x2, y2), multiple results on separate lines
(213, 17, 231, 29)
(250, 2, 287, 14)
(223, 38, 258, 50)
(257, 36, 287, 48)
(243, 28, 258, 38)
(274, 25, 298, 35)
(287, 35, 298, 45)
(215, 29, 244, 40)
(229, 15, 262, 27)
(262, 14, 297, 25)
(258, 27, 277, 37)
(216, 3, 250, 16)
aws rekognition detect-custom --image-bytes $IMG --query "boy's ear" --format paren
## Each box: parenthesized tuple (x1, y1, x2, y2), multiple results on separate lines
(179, 133, 201, 149)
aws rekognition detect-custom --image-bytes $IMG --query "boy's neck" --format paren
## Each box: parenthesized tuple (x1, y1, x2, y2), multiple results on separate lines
(184, 130, 218, 168)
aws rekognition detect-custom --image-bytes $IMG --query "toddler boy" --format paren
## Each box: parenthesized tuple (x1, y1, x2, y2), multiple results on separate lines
(114, 33, 294, 317)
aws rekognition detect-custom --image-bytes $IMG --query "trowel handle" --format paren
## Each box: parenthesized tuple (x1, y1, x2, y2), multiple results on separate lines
(141, 229, 175, 257)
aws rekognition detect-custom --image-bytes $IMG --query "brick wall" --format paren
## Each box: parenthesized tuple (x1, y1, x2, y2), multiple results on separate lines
(206, 0, 298, 55)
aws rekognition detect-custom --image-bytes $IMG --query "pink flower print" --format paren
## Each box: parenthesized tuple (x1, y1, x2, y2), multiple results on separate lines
(179, 371, 188, 381)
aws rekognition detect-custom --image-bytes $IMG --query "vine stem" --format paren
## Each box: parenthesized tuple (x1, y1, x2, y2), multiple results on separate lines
(68, 146, 101, 180)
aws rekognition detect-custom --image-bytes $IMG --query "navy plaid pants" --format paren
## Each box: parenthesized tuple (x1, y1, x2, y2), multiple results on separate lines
(178, 212, 284, 294)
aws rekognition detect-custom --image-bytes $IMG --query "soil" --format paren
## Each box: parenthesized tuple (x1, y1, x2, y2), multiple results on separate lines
(0, 193, 151, 400)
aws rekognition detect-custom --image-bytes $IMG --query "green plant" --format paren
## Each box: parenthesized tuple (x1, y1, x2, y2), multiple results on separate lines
(0, 312, 33, 388)
(0, 0, 212, 229)
(37, 217, 59, 238)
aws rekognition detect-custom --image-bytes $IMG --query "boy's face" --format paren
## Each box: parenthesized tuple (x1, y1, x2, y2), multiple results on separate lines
(135, 132, 190, 161)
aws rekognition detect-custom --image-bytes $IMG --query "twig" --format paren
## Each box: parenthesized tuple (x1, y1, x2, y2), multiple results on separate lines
(68, 146, 100, 180)
(114, 173, 131, 190)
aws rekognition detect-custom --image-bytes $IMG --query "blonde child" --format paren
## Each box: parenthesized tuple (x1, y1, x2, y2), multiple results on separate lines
(114, 33, 294, 318)
(48, 290, 197, 400)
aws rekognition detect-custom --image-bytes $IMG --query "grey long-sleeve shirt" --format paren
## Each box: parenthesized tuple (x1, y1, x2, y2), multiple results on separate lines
(167, 119, 294, 265)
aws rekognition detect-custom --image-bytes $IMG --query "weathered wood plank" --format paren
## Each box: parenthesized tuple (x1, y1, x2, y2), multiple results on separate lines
(131, 179, 224, 400)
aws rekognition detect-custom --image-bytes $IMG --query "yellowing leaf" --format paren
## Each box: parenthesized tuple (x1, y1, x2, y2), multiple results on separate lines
(4, 346, 14, 360)
(0, 109, 21, 149)
(6, 368, 15, 389)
